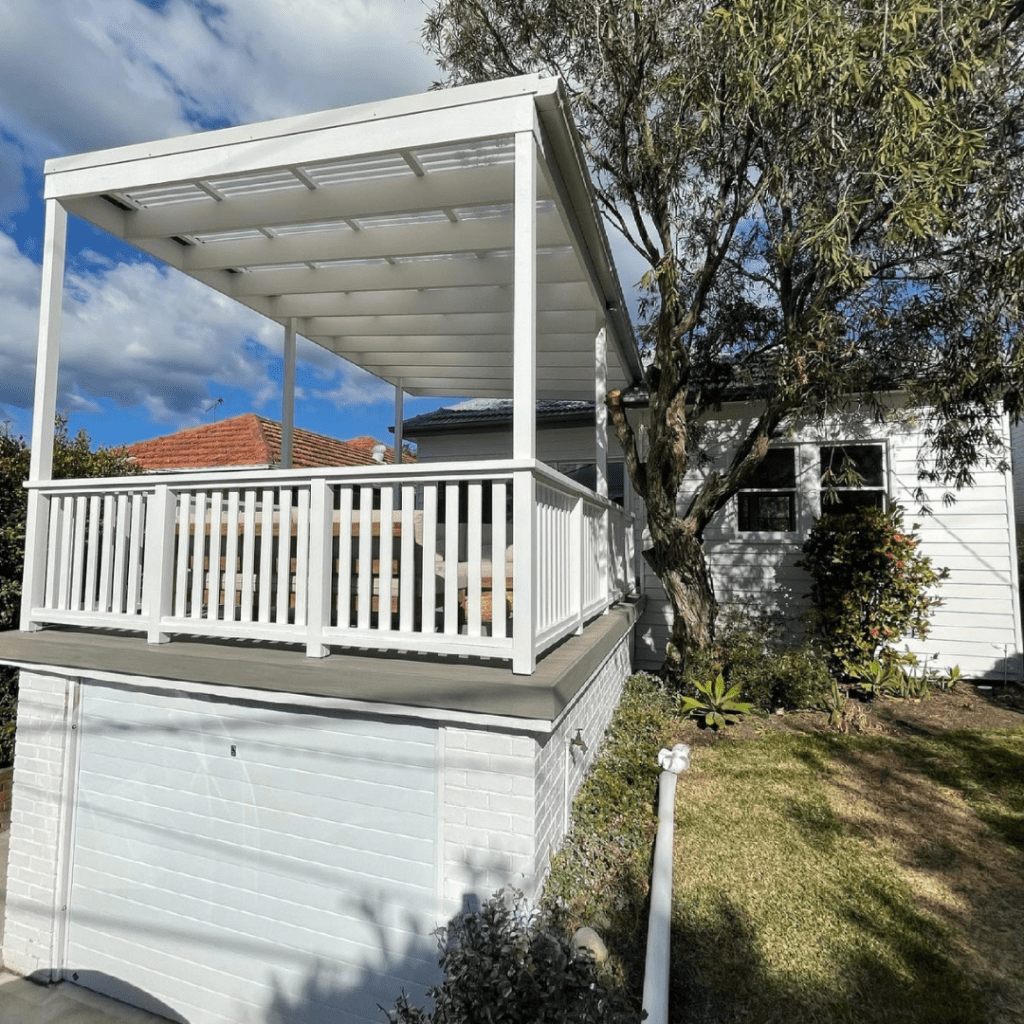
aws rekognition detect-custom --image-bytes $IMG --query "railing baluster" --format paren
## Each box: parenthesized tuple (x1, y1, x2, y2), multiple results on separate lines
(258, 487, 274, 623)
(70, 495, 87, 611)
(130, 493, 145, 616)
(294, 486, 310, 627)
(306, 478, 332, 657)
(399, 484, 415, 633)
(98, 494, 114, 614)
(420, 483, 438, 634)
(224, 490, 240, 623)
(174, 493, 190, 618)
(240, 489, 257, 623)
(207, 491, 223, 621)
(443, 482, 460, 636)
(334, 485, 353, 629)
(377, 483, 394, 632)
(190, 491, 207, 620)
(356, 486, 373, 631)
(56, 496, 74, 611)
(492, 481, 507, 640)
(111, 494, 129, 615)
(466, 481, 482, 638)
(84, 494, 100, 613)
(276, 488, 292, 625)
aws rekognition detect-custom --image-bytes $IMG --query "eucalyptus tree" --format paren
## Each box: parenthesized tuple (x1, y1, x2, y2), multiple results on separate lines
(423, 0, 1024, 677)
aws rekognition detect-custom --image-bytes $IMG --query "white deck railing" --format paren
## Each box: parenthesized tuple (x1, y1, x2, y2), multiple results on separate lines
(22, 460, 635, 675)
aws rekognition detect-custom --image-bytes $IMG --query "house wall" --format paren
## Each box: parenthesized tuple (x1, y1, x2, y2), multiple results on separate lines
(2, 630, 636, 1016)
(1011, 420, 1024, 540)
(437, 628, 631, 918)
(3, 670, 72, 978)
(635, 399, 1023, 681)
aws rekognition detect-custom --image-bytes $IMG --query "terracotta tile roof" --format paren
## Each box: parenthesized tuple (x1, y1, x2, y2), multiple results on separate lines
(125, 414, 399, 471)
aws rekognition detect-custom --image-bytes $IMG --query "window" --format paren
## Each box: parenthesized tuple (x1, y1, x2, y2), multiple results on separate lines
(737, 448, 796, 532)
(819, 444, 886, 515)
(556, 461, 626, 506)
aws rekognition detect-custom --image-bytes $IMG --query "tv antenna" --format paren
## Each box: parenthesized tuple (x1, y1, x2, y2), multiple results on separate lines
(204, 397, 224, 422)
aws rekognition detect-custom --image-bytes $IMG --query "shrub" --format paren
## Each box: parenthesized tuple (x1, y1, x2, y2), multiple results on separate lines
(798, 505, 947, 678)
(687, 610, 833, 713)
(386, 888, 638, 1024)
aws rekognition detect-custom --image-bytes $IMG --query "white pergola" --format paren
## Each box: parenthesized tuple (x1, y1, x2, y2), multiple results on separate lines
(25, 75, 644, 674)
(30, 74, 642, 476)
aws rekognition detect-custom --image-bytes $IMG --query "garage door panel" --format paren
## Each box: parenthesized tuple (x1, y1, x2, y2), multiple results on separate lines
(85, 690, 438, 769)
(74, 792, 436, 890)
(78, 733, 436, 814)
(77, 750, 438, 834)
(72, 813, 435, 915)
(71, 852, 438, 971)
(67, 683, 440, 1024)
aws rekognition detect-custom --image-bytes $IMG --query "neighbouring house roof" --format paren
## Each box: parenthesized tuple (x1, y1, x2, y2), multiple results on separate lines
(401, 398, 596, 437)
(125, 413, 396, 471)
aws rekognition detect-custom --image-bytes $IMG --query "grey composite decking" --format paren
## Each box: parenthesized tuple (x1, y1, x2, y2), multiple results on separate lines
(0, 597, 643, 725)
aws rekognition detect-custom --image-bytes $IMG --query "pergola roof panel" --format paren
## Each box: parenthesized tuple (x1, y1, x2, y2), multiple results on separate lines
(45, 75, 643, 400)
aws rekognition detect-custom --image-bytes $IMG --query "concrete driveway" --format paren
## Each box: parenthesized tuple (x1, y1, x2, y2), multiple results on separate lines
(0, 827, 175, 1024)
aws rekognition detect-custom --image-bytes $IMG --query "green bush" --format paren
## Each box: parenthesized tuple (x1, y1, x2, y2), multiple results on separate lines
(798, 506, 947, 677)
(386, 888, 638, 1024)
(686, 611, 833, 713)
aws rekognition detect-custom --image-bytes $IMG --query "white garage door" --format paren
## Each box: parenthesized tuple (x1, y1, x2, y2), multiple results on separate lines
(65, 682, 439, 1024)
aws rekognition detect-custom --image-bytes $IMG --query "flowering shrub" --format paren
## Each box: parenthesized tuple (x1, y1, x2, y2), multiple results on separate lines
(798, 506, 948, 677)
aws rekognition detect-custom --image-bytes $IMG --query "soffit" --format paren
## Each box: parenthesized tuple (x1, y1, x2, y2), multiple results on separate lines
(46, 76, 642, 401)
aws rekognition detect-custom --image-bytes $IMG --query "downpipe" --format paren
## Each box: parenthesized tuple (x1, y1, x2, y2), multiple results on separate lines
(642, 743, 691, 1024)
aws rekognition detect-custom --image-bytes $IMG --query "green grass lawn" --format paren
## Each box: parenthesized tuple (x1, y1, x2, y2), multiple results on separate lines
(544, 675, 1024, 1024)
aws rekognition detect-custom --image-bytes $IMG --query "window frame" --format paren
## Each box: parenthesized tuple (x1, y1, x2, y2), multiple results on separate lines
(818, 441, 889, 517)
(735, 446, 799, 535)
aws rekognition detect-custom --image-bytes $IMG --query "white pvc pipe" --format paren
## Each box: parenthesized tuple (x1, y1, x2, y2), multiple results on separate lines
(642, 744, 690, 1024)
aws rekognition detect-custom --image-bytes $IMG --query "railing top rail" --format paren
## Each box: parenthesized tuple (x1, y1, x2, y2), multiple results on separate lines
(24, 459, 634, 520)
(23, 459, 538, 493)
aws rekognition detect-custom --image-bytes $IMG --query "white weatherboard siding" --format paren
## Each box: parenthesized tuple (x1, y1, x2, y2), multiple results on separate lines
(414, 424, 604, 465)
(636, 401, 1023, 681)
(65, 684, 439, 1024)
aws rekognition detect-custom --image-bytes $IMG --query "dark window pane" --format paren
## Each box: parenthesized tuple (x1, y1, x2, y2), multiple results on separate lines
(746, 448, 796, 488)
(820, 445, 884, 487)
(560, 461, 625, 505)
(820, 489, 885, 516)
(739, 492, 795, 531)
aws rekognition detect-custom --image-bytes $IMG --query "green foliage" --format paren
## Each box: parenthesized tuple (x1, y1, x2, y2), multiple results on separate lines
(386, 888, 638, 1024)
(799, 506, 948, 678)
(687, 611, 835, 713)
(425, 0, 1024, 671)
(0, 417, 139, 765)
(680, 673, 752, 729)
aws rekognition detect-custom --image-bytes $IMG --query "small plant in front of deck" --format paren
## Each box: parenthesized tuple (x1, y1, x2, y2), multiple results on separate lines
(798, 506, 948, 680)
(680, 674, 753, 729)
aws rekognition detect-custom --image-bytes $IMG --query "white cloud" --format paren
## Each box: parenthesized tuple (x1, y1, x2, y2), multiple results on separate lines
(0, 227, 392, 431)
(0, 0, 436, 215)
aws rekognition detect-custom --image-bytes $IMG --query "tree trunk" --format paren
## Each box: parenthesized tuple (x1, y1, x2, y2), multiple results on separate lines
(643, 520, 717, 681)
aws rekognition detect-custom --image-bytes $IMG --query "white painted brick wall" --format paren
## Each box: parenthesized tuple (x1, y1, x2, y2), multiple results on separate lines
(3, 670, 71, 978)
(533, 635, 631, 889)
(440, 726, 537, 917)
(438, 633, 632, 919)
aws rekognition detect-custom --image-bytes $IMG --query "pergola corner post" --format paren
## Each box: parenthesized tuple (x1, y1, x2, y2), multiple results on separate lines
(21, 199, 68, 632)
(512, 127, 538, 676)
(281, 318, 297, 469)
(393, 381, 404, 465)
(595, 321, 610, 612)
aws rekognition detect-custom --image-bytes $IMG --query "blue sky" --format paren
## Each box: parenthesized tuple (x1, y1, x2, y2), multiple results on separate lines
(0, 0, 463, 451)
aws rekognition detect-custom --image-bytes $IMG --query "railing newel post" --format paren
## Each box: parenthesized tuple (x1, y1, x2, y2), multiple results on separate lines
(145, 483, 176, 644)
(306, 477, 332, 658)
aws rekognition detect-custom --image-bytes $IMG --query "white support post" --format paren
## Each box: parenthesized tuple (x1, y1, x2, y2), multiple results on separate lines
(393, 380, 404, 465)
(145, 485, 176, 644)
(512, 127, 538, 676)
(21, 200, 68, 632)
(595, 322, 610, 611)
(306, 477, 333, 658)
(281, 318, 297, 469)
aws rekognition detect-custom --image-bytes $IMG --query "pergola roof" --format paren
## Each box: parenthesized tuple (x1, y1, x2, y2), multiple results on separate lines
(45, 75, 643, 401)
